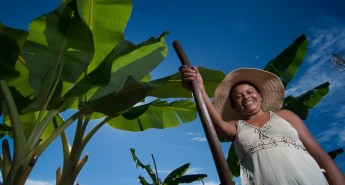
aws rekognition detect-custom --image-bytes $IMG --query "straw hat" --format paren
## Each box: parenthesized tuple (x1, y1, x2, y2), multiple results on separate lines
(213, 68, 285, 121)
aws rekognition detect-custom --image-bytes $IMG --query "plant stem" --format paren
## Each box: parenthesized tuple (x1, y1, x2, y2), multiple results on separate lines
(151, 154, 160, 185)
(0, 80, 28, 161)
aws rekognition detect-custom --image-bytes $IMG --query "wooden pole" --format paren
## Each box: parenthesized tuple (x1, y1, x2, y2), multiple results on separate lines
(173, 40, 233, 185)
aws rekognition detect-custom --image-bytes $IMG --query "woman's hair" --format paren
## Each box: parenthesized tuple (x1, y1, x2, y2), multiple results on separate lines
(229, 81, 260, 108)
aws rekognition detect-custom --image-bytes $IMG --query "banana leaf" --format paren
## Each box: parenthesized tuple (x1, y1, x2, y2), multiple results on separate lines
(283, 82, 330, 120)
(0, 22, 28, 49)
(130, 148, 158, 183)
(264, 34, 308, 87)
(328, 148, 344, 160)
(76, 0, 132, 72)
(227, 144, 240, 177)
(21, 2, 94, 113)
(163, 163, 190, 184)
(148, 67, 225, 98)
(0, 34, 20, 80)
(108, 99, 197, 132)
(174, 174, 208, 184)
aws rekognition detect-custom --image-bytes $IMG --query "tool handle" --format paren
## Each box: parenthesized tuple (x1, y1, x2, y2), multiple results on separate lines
(173, 40, 233, 185)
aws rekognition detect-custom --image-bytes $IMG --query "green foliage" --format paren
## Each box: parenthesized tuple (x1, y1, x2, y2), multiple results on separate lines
(0, 0, 341, 184)
(328, 148, 344, 160)
(283, 82, 330, 119)
(0, 0, 203, 184)
(264, 34, 308, 86)
(0, 34, 20, 80)
(130, 148, 207, 185)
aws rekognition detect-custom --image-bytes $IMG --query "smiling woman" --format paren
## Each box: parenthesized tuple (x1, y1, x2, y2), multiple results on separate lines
(1, 0, 345, 184)
(179, 65, 345, 185)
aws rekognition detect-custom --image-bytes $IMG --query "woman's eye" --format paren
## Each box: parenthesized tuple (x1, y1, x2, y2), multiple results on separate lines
(247, 90, 253, 94)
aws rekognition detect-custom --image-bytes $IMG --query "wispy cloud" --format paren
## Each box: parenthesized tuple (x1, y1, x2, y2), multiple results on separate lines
(335, 105, 345, 119)
(25, 179, 55, 185)
(157, 169, 173, 175)
(191, 137, 207, 142)
(186, 167, 204, 174)
(187, 132, 207, 142)
(316, 122, 345, 147)
(187, 132, 202, 136)
(285, 22, 345, 117)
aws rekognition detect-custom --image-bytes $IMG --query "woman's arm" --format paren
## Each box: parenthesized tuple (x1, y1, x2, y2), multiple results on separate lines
(179, 65, 237, 140)
(277, 109, 345, 185)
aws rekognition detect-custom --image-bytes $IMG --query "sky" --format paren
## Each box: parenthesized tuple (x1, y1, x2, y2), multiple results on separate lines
(1, 0, 345, 185)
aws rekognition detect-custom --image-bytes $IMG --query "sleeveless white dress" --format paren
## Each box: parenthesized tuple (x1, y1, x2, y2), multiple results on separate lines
(234, 111, 328, 185)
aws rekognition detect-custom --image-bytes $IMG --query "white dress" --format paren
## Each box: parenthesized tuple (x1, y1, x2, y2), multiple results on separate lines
(234, 111, 328, 185)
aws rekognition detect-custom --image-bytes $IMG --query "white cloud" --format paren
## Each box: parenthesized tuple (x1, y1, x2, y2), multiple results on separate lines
(335, 105, 345, 119)
(25, 179, 55, 185)
(316, 122, 345, 146)
(186, 167, 203, 174)
(191, 137, 207, 142)
(187, 132, 207, 142)
(187, 132, 202, 136)
(285, 23, 345, 116)
(157, 169, 173, 174)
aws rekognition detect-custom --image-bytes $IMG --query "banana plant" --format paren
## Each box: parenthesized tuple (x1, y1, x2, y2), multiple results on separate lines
(130, 148, 207, 185)
(0, 0, 214, 184)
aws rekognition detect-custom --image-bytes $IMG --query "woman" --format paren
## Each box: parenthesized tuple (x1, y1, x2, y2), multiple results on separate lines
(179, 65, 345, 185)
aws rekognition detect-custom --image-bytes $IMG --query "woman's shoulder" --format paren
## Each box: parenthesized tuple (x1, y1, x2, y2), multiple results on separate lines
(227, 120, 238, 128)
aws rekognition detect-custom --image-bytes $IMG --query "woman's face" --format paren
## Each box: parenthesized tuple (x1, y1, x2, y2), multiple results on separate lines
(231, 83, 263, 115)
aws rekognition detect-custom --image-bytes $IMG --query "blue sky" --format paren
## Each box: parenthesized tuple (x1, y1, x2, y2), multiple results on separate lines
(1, 0, 345, 185)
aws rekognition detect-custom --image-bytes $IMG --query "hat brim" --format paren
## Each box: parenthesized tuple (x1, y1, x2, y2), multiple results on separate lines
(213, 68, 285, 121)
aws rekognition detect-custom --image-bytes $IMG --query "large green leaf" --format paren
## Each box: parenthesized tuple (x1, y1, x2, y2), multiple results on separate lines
(89, 32, 168, 101)
(63, 32, 168, 116)
(0, 22, 28, 50)
(0, 23, 35, 114)
(22, 3, 94, 112)
(76, 0, 132, 72)
(82, 76, 147, 116)
(6, 60, 35, 102)
(24, 3, 94, 89)
(148, 67, 225, 98)
(62, 40, 135, 100)
(283, 82, 329, 120)
(108, 99, 197, 132)
(0, 34, 20, 80)
(264, 34, 308, 87)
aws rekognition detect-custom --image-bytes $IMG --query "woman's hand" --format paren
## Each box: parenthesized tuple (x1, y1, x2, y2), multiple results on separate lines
(179, 65, 204, 91)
